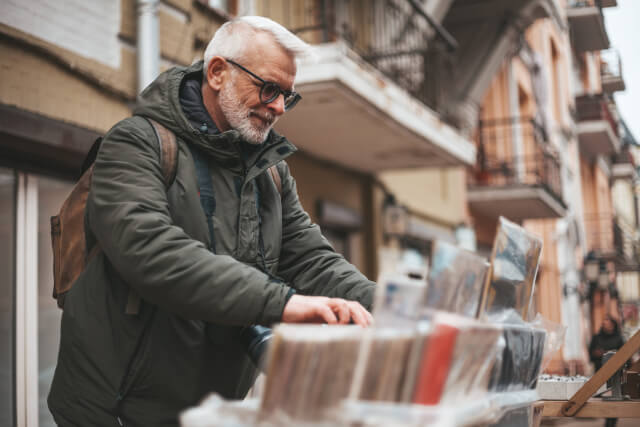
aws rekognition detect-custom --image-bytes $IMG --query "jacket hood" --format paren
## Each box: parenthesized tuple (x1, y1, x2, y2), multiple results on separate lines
(133, 60, 296, 171)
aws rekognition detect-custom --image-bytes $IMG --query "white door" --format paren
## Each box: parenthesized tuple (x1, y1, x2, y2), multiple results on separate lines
(10, 171, 73, 427)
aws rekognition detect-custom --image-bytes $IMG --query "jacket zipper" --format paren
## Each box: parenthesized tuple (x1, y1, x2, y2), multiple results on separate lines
(114, 306, 157, 424)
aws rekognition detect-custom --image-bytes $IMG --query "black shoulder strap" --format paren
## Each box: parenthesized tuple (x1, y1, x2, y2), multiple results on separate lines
(188, 145, 217, 253)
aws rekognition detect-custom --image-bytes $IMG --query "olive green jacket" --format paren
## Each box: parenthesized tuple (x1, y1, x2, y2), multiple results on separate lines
(48, 61, 375, 426)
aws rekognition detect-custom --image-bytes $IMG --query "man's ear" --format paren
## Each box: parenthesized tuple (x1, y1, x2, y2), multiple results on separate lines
(206, 56, 226, 91)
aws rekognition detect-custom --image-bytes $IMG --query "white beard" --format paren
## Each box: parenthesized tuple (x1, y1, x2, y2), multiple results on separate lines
(219, 75, 276, 145)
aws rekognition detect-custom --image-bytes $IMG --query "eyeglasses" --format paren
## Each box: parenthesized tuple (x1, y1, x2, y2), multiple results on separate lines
(226, 59, 301, 111)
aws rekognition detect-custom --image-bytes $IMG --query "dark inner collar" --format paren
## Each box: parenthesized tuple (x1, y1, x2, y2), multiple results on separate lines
(179, 73, 261, 155)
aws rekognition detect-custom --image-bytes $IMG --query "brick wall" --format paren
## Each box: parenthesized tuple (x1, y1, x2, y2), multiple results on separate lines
(0, 0, 226, 135)
(0, 0, 122, 68)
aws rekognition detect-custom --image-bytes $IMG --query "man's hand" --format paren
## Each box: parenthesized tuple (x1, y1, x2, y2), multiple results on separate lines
(282, 295, 373, 327)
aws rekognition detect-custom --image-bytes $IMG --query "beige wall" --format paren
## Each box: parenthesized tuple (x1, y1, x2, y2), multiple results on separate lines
(287, 153, 375, 279)
(581, 159, 614, 252)
(378, 168, 469, 229)
(523, 218, 565, 373)
(612, 179, 636, 226)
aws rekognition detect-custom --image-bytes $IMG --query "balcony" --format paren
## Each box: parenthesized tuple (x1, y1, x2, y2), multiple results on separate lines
(600, 50, 625, 93)
(612, 146, 637, 181)
(575, 94, 621, 158)
(567, 1, 610, 52)
(467, 118, 567, 221)
(584, 215, 617, 259)
(585, 215, 640, 271)
(261, 0, 476, 172)
(616, 219, 640, 272)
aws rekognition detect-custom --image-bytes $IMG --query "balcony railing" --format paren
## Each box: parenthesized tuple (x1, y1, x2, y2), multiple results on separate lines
(584, 215, 617, 257)
(258, 0, 456, 116)
(469, 117, 563, 203)
(575, 94, 619, 136)
(567, 0, 610, 52)
(600, 49, 625, 93)
(601, 49, 622, 79)
(583, 215, 639, 269)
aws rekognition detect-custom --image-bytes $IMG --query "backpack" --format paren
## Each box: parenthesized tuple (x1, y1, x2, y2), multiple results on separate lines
(50, 118, 282, 310)
(50, 118, 178, 309)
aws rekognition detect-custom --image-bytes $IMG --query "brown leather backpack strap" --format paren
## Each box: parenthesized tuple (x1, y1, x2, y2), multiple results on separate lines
(147, 118, 178, 188)
(125, 119, 178, 315)
(268, 164, 282, 196)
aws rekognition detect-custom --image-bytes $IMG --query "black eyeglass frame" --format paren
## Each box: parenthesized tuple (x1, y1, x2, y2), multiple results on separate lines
(225, 59, 301, 111)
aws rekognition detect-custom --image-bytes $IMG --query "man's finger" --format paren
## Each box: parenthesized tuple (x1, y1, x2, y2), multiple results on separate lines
(318, 304, 338, 324)
(358, 304, 373, 326)
(347, 302, 367, 326)
(364, 308, 374, 325)
(356, 304, 372, 327)
(329, 299, 350, 324)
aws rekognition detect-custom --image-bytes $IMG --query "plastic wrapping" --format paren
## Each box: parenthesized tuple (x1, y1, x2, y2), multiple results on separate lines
(260, 325, 363, 421)
(180, 395, 259, 427)
(531, 313, 567, 373)
(488, 319, 547, 392)
(372, 272, 427, 327)
(338, 400, 455, 427)
(479, 217, 543, 321)
(487, 392, 543, 427)
(425, 241, 490, 317)
(179, 391, 540, 427)
(412, 312, 503, 405)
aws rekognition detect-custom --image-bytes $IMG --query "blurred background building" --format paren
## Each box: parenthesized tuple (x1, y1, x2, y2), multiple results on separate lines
(0, 1, 638, 426)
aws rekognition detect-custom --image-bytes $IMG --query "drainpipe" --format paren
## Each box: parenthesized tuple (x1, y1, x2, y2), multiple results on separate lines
(137, 0, 160, 93)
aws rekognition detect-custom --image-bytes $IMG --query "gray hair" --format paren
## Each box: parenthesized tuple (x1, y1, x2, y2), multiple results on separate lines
(203, 16, 312, 79)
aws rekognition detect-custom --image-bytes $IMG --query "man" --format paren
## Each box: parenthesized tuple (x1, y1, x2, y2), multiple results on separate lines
(48, 16, 375, 426)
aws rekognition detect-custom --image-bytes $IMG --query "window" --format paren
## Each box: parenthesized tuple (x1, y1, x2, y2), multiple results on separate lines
(316, 200, 363, 263)
(4, 170, 73, 426)
(0, 168, 16, 426)
(37, 176, 73, 427)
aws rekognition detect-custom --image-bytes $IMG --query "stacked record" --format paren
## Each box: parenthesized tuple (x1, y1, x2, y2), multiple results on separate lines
(478, 217, 543, 321)
(260, 325, 363, 420)
(488, 324, 547, 391)
(411, 313, 503, 405)
(425, 241, 490, 318)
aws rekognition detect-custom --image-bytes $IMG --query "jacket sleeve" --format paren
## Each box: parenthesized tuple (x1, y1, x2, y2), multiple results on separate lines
(275, 162, 376, 310)
(87, 117, 291, 326)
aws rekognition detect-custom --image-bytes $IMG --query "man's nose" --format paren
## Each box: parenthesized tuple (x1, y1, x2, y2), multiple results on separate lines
(267, 94, 286, 116)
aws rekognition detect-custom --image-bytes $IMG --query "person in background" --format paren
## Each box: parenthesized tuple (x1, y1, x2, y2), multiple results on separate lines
(589, 315, 625, 427)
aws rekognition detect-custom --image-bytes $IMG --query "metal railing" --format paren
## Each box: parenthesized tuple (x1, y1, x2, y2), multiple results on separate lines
(583, 215, 640, 268)
(575, 94, 619, 136)
(569, 0, 604, 10)
(257, 0, 457, 116)
(612, 145, 635, 166)
(583, 214, 617, 256)
(600, 49, 623, 81)
(469, 117, 564, 203)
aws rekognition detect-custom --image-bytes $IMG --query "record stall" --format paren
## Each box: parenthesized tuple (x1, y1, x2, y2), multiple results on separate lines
(182, 217, 561, 427)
